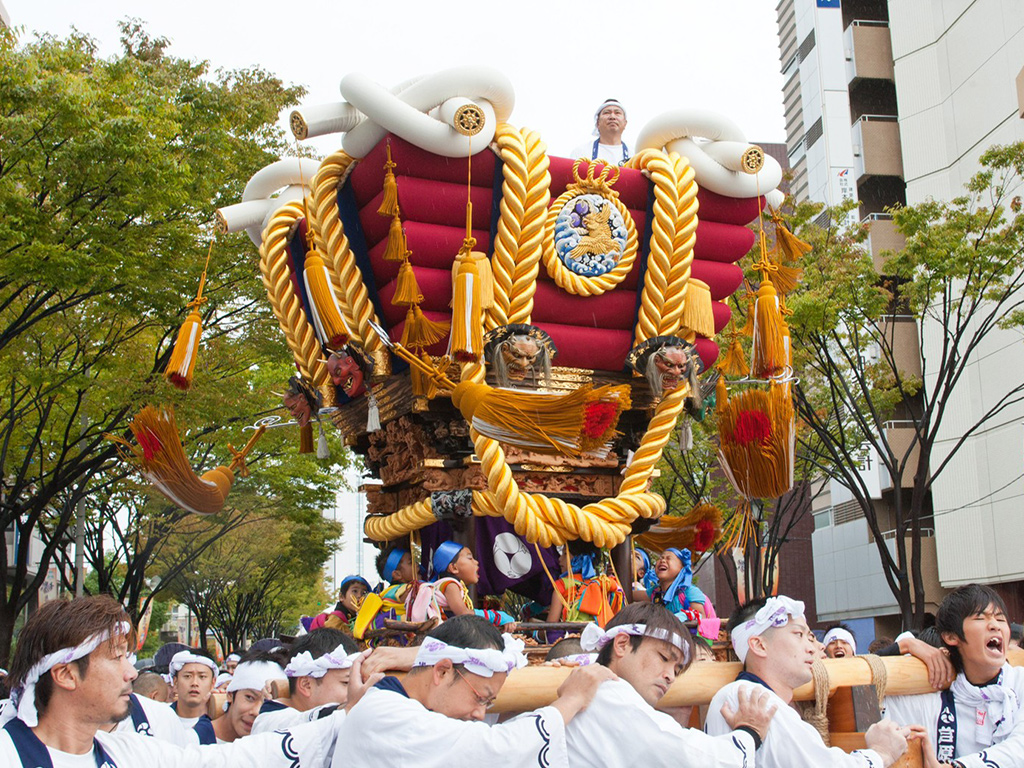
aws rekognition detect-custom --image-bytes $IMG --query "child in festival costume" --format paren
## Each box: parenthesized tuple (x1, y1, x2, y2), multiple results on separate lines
(309, 575, 371, 632)
(547, 540, 624, 627)
(374, 546, 413, 619)
(883, 584, 1024, 767)
(634, 547, 721, 644)
(430, 540, 478, 618)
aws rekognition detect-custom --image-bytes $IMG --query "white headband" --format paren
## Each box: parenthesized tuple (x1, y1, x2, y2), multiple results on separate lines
(822, 628, 857, 655)
(731, 596, 806, 663)
(6, 621, 131, 727)
(226, 653, 241, 663)
(580, 622, 691, 664)
(169, 651, 218, 676)
(227, 661, 287, 693)
(285, 645, 361, 679)
(411, 634, 527, 678)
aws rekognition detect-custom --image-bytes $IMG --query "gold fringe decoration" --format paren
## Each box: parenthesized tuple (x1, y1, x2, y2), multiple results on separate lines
(770, 263, 803, 296)
(634, 503, 724, 553)
(718, 331, 750, 378)
(109, 406, 266, 516)
(716, 382, 795, 500)
(302, 243, 351, 351)
(401, 306, 449, 349)
(750, 281, 788, 378)
(165, 240, 213, 391)
(393, 259, 423, 306)
(383, 217, 406, 262)
(681, 278, 716, 338)
(377, 142, 400, 218)
(770, 207, 813, 264)
(450, 238, 485, 362)
(739, 296, 755, 338)
(719, 500, 759, 553)
(299, 422, 314, 454)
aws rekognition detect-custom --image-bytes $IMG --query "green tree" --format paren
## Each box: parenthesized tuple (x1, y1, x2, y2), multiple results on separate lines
(0, 21, 350, 664)
(788, 144, 1024, 628)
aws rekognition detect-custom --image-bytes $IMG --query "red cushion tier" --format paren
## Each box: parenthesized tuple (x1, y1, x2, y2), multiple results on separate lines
(345, 136, 762, 373)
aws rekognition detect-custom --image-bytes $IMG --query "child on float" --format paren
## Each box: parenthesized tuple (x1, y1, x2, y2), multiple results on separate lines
(373, 545, 414, 619)
(546, 540, 623, 626)
(633, 547, 707, 618)
(309, 575, 371, 632)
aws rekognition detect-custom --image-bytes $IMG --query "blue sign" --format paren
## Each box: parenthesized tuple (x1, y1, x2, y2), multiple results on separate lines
(817, 0, 840, 7)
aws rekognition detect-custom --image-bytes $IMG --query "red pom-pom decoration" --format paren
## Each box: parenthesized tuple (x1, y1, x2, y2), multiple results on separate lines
(582, 401, 619, 439)
(733, 409, 772, 446)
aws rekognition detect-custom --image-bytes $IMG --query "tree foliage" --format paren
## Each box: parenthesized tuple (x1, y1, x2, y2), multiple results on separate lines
(787, 143, 1024, 628)
(0, 22, 347, 663)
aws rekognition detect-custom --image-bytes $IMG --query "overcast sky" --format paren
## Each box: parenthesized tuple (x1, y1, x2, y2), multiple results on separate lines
(7, 0, 787, 157)
(8, 0, 787, 592)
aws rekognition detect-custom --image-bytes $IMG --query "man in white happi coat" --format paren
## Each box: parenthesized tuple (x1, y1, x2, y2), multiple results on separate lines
(0, 595, 339, 768)
(884, 584, 1024, 768)
(705, 595, 912, 768)
(252, 629, 357, 735)
(212, 656, 288, 743)
(336, 613, 614, 768)
(564, 601, 775, 767)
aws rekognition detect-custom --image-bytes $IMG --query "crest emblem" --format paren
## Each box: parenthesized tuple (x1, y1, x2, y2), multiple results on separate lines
(552, 162, 630, 277)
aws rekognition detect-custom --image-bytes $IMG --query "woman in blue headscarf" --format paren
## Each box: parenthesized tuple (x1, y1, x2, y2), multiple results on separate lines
(646, 548, 707, 618)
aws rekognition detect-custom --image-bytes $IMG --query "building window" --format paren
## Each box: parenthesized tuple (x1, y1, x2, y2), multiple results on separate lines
(805, 117, 824, 149)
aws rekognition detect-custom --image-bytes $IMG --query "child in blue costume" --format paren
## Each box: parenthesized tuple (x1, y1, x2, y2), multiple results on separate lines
(644, 548, 707, 619)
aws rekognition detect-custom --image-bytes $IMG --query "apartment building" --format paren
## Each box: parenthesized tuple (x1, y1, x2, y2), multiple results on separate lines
(776, 0, 1024, 633)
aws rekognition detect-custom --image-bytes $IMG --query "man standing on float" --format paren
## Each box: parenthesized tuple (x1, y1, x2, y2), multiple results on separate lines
(570, 99, 631, 166)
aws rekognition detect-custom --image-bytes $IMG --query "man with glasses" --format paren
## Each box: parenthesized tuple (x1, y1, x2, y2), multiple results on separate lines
(336, 614, 613, 767)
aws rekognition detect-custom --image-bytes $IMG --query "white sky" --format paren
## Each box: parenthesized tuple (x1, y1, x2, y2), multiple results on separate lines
(8, 0, 787, 591)
(7, 0, 787, 156)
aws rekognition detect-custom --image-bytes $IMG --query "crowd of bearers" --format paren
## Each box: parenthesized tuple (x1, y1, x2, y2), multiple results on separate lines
(1, 581, 1022, 768)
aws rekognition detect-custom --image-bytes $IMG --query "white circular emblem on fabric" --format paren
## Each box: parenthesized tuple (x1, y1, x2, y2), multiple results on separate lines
(492, 532, 533, 579)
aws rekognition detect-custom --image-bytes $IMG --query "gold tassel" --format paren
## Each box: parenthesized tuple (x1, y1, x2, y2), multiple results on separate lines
(681, 278, 716, 338)
(383, 217, 406, 262)
(450, 243, 485, 363)
(739, 297, 755, 337)
(377, 143, 400, 218)
(299, 422, 314, 454)
(751, 281, 788, 378)
(770, 262, 803, 296)
(450, 380, 631, 457)
(718, 336, 750, 378)
(303, 250, 350, 350)
(772, 211, 813, 263)
(401, 306, 449, 348)
(716, 376, 729, 414)
(165, 309, 203, 391)
(107, 405, 265, 516)
(716, 382, 795, 500)
(165, 240, 214, 391)
(393, 260, 423, 306)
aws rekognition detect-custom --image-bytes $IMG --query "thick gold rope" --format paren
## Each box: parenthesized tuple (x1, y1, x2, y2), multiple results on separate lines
(627, 150, 699, 344)
(489, 124, 551, 328)
(260, 201, 329, 387)
(310, 150, 386, 357)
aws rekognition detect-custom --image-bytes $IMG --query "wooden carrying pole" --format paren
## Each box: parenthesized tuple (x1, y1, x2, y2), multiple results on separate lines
(488, 651, 1024, 713)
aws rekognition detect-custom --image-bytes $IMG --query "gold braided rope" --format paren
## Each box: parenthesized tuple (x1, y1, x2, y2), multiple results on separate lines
(490, 124, 551, 328)
(365, 356, 687, 547)
(260, 201, 329, 387)
(627, 150, 699, 344)
(310, 149, 385, 355)
(540, 162, 639, 296)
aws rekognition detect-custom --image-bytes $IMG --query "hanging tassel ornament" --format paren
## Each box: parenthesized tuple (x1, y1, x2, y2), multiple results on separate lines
(383, 215, 406, 262)
(377, 141, 401, 218)
(770, 207, 813, 264)
(681, 278, 716, 338)
(393, 258, 423, 306)
(316, 421, 330, 460)
(165, 240, 214, 391)
(717, 325, 750, 378)
(679, 419, 693, 451)
(750, 281, 788, 378)
(366, 389, 381, 432)
(401, 306, 449, 349)
(450, 238, 485, 362)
